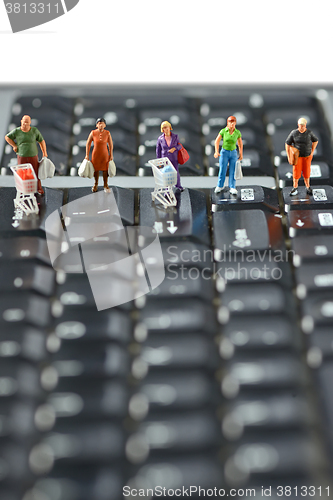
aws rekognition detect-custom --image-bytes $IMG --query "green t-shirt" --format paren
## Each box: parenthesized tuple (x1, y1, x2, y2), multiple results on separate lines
(7, 126, 44, 157)
(219, 127, 241, 151)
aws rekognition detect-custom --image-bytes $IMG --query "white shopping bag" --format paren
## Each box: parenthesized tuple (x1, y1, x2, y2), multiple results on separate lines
(38, 157, 56, 180)
(234, 160, 243, 180)
(78, 159, 94, 178)
(108, 160, 116, 177)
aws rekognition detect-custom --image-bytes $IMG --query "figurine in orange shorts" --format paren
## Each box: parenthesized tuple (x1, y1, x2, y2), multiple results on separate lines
(285, 117, 318, 196)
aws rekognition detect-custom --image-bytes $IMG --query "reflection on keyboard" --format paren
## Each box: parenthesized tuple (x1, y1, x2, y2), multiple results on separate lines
(1, 85, 333, 499)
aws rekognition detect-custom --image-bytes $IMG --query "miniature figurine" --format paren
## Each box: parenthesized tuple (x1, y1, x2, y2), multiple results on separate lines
(156, 121, 184, 192)
(214, 116, 243, 195)
(5, 115, 48, 196)
(285, 117, 318, 196)
(85, 117, 113, 193)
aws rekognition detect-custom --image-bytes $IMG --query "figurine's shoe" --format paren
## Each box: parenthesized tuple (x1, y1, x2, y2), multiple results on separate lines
(175, 186, 184, 192)
(290, 188, 298, 196)
(229, 188, 238, 195)
(92, 185, 98, 193)
(104, 187, 111, 193)
(306, 187, 313, 195)
(214, 186, 224, 193)
(37, 188, 44, 196)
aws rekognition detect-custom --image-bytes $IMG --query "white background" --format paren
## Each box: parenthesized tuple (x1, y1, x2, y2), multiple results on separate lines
(0, 0, 332, 85)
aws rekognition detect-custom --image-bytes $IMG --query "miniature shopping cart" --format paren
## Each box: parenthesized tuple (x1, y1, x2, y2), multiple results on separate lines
(10, 163, 39, 215)
(148, 157, 178, 208)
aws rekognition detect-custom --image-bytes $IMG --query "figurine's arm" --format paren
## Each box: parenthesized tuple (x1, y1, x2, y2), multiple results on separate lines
(108, 132, 113, 161)
(85, 132, 93, 160)
(214, 134, 222, 158)
(237, 137, 243, 160)
(156, 137, 162, 158)
(310, 140, 318, 158)
(5, 135, 17, 153)
(38, 140, 48, 157)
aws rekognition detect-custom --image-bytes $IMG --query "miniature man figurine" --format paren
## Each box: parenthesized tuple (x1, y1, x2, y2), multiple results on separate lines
(285, 117, 318, 196)
(5, 115, 48, 196)
(214, 116, 243, 195)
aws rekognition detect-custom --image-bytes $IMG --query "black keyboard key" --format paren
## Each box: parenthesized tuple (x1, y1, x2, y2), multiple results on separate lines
(74, 106, 137, 132)
(292, 234, 333, 266)
(222, 392, 315, 437)
(219, 283, 288, 316)
(307, 326, 333, 361)
(288, 209, 333, 237)
(30, 466, 124, 500)
(300, 293, 333, 332)
(135, 332, 220, 370)
(133, 371, 221, 413)
(221, 355, 307, 395)
(0, 292, 51, 327)
(212, 186, 280, 213)
(52, 309, 132, 343)
(40, 421, 125, 463)
(225, 433, 323, 482)
(213, 210, 284, 253)
(127, 411, 222, 455)
(50, 343, 131, 378)
(139, 188, 210, 245)
(0, 262, 55, 295)
(139, 108, 201, 133)
(0, 324, 47, 362)
(161, 241, 214, 272)
(220, 316, 298, 354)
(283, 185, 333, 212)
(0, 359, 44, 398)
(127, 454, 224, 490)
(67, 186, 135, 226)
(295, 262, 333, 299)
(14, 95, 74, 114)
(0, 188, 64, 236)
(47, 379, 130, 419)
(0, 237, 51, 264)
(139, 300, 217, 336)
(145, 267, 214, 302)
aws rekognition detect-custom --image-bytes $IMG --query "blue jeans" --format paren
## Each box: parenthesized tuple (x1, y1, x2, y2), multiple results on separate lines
(217, 148, 238, 189)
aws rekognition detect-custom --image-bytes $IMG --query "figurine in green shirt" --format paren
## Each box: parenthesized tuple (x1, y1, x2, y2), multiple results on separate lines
(214, 115, 243, 195)
(5, 115, 48, 195)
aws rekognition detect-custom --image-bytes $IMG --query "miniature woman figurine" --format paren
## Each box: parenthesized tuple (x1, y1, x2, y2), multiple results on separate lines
(214, 115, 243, 195)
(85, 117, 113, 193)
(156, 121, 184, 192)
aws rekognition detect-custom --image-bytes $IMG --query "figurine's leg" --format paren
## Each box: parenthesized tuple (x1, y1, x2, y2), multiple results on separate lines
(217, 149, 228, 188)
(291, 161, 302, 195)
(303, 156, 312, 194)
(92, 171, 99, 192)
(103, 171, 110, 193)
(228, 150, 238, 190)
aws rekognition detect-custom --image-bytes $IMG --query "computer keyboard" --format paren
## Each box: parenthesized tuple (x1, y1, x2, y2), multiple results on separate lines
(1, 84, 333, 500)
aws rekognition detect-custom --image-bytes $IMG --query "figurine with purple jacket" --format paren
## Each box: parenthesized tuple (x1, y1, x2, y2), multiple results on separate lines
(156, 121, 184, 192)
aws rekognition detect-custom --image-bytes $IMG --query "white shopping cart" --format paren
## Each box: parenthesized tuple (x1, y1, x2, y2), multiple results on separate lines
(148, 157, 178, 208)
(10, 163, 39, 215)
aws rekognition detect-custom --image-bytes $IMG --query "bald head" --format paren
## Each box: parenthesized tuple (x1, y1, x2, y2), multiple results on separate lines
(21, 115, 32, 132)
